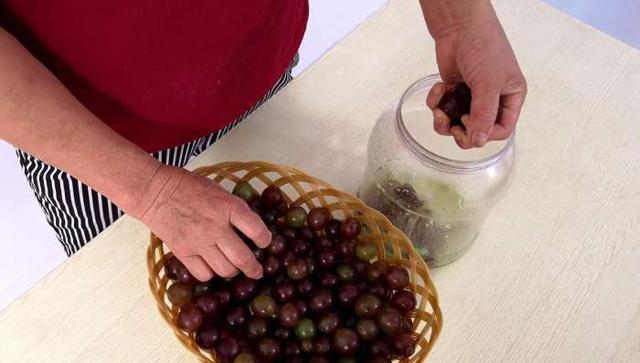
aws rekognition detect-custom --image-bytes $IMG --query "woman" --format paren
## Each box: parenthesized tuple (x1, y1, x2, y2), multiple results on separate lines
(0, 1, 526, 281)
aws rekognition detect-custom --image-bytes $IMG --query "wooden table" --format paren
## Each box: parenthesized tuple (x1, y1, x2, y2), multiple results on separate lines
(2, 0, 639, 362)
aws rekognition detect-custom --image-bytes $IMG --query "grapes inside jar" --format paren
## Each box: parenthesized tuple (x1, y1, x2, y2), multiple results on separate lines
(358, 74, 515, 267)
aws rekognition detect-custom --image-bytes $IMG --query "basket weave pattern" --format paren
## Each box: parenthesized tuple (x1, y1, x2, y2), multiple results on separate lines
(147, 161, 443, 362)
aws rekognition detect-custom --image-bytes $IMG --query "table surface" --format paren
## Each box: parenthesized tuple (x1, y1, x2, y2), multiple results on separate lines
(1, 0, 639, 362)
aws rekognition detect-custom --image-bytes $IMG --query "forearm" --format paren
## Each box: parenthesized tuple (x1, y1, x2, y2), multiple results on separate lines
(419, 0, 495, 39)
(0, 28, 161, 216)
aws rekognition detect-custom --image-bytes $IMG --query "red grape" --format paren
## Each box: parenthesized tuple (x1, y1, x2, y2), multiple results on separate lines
(391, 290, 417, 314)
(385, 265, 410, 290)
(177, 304, 204, 332)
(340, 217, 361, 239)
(194, 294, 221, 316)
(333, 328, 359, 355)
(307, 207, 331, 230)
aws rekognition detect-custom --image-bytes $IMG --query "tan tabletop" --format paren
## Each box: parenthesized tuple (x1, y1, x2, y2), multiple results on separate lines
(2, 0, 639, 362)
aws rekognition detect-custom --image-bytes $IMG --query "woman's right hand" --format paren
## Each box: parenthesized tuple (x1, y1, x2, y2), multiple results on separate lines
(136, 165, 271, 281)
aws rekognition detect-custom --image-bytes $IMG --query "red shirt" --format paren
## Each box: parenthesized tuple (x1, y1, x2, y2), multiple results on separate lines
(1, 1, 308, 152)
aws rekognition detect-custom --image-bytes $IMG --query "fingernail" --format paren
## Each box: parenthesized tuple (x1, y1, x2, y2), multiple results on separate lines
(472, 132, 488, 146)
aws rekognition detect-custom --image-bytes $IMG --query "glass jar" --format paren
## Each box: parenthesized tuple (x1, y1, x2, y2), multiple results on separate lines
(358, 74, 515, 267)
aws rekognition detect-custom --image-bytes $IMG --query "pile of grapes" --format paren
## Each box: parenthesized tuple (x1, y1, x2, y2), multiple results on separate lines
(163, 183, 419, 363)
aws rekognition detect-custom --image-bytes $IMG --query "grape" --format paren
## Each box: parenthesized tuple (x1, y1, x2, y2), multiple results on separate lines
(391, 290, 417, 314)
(292, 239, 311, 257)
(338, 283, 360, 306)
(309, 289, 334, 313)
(324, 219, 342, 239)
(304, 257, 317, 275)
(353, 259, 370, 275)
(268, 234, 287, 256)
(246, 317, 268, 340)
(260, 186, 283, 209)
(282, 227, 297, 241)
(314, 336, 331, 354)
(392, 332, 416, 357)
(274, 281, 296, 303)
(192, 282, 214, 297)
(340, 217, 361, 239)
(287, 259, 309, 280)
(300, 338, 314, 353)
(281, 251, 296, 267)
(233, 277, 258, 301)
(354, 294, 382, 319)
(252, 295, 278, 318)
(279, 303, 301, 328)
(336, 264, 356, 282)
(385, 265, 410, 290)
(356, 242, 377, 261)
(226, 307, 248, 330)
(336, 239, 356, 261)
(356, 280, 369, 291)
(164, 256, 182, 280)
(167, 283, 192, 305)
(275, 327, 293, 341)
(356, 319, 379, 341)
(317, 250, 337, 269)
(294, 318, 317, 340)
(318, 272, 338, 288)
(438, 82, 471, 126)
(367, 281, 390, 299)
(232, 181, 256, 202)
(339, 358, 357, 363)
(333, 328, 359, 355)
(263, 256, 282, 277)
(257, 337, 281, 360)
(286, 207, 307, 228)
(216, 336, 240, 361)
(366, 260, 389, 281)
(370, 339, 391, 359)
(296, 279, 313, 295)
(287, 357, 304, 363)
(194, 294, 221, 316)
(317, 237, 334, 249)
(307, 207, 331, 230)
(274, 199, 289, 217)
(212, 287, 232, 305)
(195, 322, 219, 349)
(298, 226, 315, 241)
(285, 340, 301, 355)
(233, 352, 257, 363)
(177, 304, 204, 332)
(172, 257, 197, 284)
(377, 308, 402, 335)
(294, 300, 309, 316)
(318, 312, 340, 335)
(261, 210, 277, 225)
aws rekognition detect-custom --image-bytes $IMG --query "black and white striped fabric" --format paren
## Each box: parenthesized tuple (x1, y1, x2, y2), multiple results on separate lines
(16, 54, 297, 256)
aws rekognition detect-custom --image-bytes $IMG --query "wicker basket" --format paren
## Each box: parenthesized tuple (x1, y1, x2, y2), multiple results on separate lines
(147, 161, 442, 362)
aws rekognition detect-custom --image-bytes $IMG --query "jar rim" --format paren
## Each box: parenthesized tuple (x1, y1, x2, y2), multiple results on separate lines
(395, 74, 514, 173)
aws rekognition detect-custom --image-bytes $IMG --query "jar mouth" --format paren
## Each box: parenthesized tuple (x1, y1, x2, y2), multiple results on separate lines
(395, 74, 514, 173)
